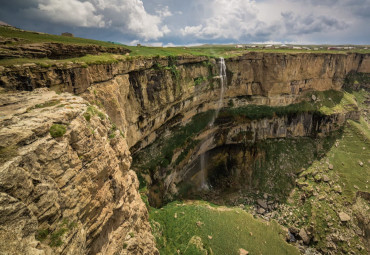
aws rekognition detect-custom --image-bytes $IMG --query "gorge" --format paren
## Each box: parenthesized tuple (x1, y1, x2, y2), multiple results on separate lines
(1, 44, 370, 254)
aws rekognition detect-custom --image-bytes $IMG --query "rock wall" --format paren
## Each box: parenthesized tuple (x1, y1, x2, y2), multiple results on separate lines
(1, 53, 369, 149)
(0, 89, 158, 254)
(0, 52, 369, 251)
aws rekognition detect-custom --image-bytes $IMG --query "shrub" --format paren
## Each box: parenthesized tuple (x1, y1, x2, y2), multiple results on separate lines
(49, 124, 67, 138)
(84, 105, 105, 122)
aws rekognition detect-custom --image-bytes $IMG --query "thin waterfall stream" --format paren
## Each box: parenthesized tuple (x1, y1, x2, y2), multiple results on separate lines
(199, 57, 227, 190)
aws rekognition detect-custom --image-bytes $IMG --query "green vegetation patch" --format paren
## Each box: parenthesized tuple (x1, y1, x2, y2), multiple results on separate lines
(0, 26, 125, 48)
(344, 72, 370, 88)
(49, 124, 67, 138)
(150, 201, 300, 255)
(279, 123, 369, 253)
(35, 218, 77, 247)
(250, 134, 337, 200)
(218, 90, 357, 121)
(27, 99, 61, 112)
(83, 105, 105, 122)
(193, 76, 207, 86)
(133, 111, 215, 172)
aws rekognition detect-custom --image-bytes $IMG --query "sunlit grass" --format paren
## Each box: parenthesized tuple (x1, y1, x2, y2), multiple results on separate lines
(150, 201, 300, 255)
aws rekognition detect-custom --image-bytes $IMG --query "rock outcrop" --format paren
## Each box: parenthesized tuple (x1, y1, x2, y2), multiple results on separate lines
(0, 89, 157, 254)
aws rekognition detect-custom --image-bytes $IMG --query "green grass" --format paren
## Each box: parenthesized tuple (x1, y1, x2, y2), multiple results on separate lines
(330, 121, 370, 201)
(150, 201, 300, 255)
(281, 123, 369, 253)
(0, 26, 124, 48)
(83, 105, 105, 122)
(126, 45, 370, 59)
(218, 90, 357, 121)
(0, 53, 129, 67)
(250, 135, 336, 200)
(49, 124, 67, 138)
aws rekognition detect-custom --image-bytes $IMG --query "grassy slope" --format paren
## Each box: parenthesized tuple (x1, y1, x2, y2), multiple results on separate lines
(280, 89, 370, 254)
(150, 201, 300, 255)
(0, 26, 122, 47)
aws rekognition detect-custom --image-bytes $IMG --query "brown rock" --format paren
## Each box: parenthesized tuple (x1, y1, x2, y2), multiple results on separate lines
(299, 228, 311, 244)
(0, 89, 158, 255)
(239, 248, 249, 255)
(257, 199, 268, 209)
(257, 208, 266, 214)
(328, 164, 334, 170)
(338, 212, 351, 222)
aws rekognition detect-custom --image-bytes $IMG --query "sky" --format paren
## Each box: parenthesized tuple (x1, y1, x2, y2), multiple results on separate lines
(0, 0, 369, 46)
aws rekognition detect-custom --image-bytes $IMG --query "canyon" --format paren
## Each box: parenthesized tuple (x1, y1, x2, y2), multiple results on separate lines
(1, 50, 370, 254)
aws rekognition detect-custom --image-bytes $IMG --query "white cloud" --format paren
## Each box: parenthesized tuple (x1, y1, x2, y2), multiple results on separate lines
(156, 5, 172, 18)
(181, 25, 204, 37)
(180, 0, 258, 40)
(93, 0, 170, 40)
(29, 0, 171, 41)
(36, 0, 105, 27)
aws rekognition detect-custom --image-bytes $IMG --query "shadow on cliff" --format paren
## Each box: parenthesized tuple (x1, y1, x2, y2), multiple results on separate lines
(174, 129, 343, 206)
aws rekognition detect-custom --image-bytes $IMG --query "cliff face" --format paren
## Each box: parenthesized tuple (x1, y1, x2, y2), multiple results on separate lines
(0, 89, 157, 254)
(0, 52, 369, 253)
(1, 53, 369, 148)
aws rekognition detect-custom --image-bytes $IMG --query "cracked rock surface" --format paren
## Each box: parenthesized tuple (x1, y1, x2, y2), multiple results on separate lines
(0, 89, 158, 255)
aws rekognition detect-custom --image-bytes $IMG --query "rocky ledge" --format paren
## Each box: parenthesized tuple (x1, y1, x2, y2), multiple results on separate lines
(0, 89, 157, 254)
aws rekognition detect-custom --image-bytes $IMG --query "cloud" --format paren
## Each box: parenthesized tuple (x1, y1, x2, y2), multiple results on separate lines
(93, 0, 171, 40)
(281, 11, 348, 35)
(29, 0, 105, 27)
(23, 0, 171, 41)
(0, 0, 369, 44)
(180, 0, 258, 40)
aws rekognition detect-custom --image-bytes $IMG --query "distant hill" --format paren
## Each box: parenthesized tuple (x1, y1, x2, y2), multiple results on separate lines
(0, 21, 12, 27)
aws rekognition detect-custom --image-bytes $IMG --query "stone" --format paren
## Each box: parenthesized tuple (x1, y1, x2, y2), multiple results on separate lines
(358, 161, 364, 167)
(196, 221, 204, 227)
(208, 235, 213, 240)
(257, 208, 266, 214)
(328, 164, 334, 170)
(239, 248, 249, 255)
(338, 212, 351, 222)
(322, 175, 330, 182)
(257, 199, 268, 209)
(298, 228, 311, 244)
(312, 94, 317, 101)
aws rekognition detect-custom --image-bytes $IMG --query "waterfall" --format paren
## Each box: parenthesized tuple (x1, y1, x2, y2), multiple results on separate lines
(199, 57, 227, 190)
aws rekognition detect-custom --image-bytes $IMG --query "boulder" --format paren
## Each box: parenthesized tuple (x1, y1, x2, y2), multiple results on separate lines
(239, 248, 249, 255)
(257, 208, 266, 214)
(257, 199, 268, 209)
(338, 212, 351, 222)
(322, 175, 330, 182)
(298, 228, 311, 244)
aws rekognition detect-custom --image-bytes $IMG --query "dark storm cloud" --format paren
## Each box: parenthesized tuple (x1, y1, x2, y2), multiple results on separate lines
(281, 11, 347, 35)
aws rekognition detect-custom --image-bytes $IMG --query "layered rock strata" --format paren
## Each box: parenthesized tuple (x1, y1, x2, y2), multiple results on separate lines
(0, 89, 157, 254)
